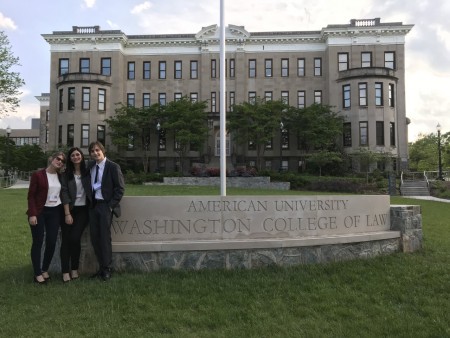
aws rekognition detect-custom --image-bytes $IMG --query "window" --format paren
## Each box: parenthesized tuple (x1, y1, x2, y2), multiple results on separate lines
(81, 124, 89, 147)
(297, 91, 305, 108)
(143, 93, 151, 107)
(229, 59, 235, 78)
(159, 128, 166, 151)
(281, 91, 289, 105)
(59, 59, 69, 76)
(67, 124, 74, 147)
(338, 53, 348, 71)
(174, 61, 182, 79)
(359, 121, 368, 146)
(82, 87, 90, 110)
(375, 82, 383, 106)
(174, 93, 182, 101)
(389, 84, 395, 107)
(190, 61, 198, 79)
(58, 125, 62, 146)
(68, 88, 75, 110)
(127, 62, 135, 80)
(127, 133, 135, 151)
(46, 110, 50, 121)
(46, 128, 49, 144)
(143, 61, 151, 79)
(98, 89, 106, 111)
(97, 125, 105, 145)
(249, 59, 256, 78)
(384, 52, 395, 69)
(265, 59, 272, 77)
(211, 59, 217, 78)
(281, 58, 289, 77)
(59, 89, 63, 111)
(190, 92, 198, 102)
(359, 83, 367, 106)
(101, 58, 111, 76)
(297, 58, 305, 76)
(314, 90, 322, 104)
(390, 122, 396, 146)
(229, 91, 235, 111)
(314, 58, 322, 76)
(343, 84, 351, 108)
(127, 93, 135, 107)
(248, 91, 256, 104)
(265, 91, 273, 102)
(361, 52, 372, 67)
(281, 127, 289, 150)
(343, 122, 352, 147)
(376, 121, 384, 146)
(159, 61, 166, 79)
(159, 93, 166, 106)
(211, 92, 216, 112)
(80, 58, 90, 73)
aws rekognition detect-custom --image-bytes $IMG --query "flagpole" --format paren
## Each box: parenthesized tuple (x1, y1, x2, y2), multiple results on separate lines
(219, 0, 227, 196)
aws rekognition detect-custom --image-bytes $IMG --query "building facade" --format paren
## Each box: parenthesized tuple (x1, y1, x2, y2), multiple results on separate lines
(41, 18, 413, 173)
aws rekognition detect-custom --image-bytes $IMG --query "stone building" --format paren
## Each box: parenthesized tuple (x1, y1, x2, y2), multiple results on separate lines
(41, 18, 413, 173)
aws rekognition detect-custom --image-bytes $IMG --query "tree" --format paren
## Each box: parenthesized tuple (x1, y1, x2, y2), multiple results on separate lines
(105, 104, 159, 172)
(162, 97, 209, 174)
(409, 132, 449, 172)
(289, 103, 344, 153)
(0, 31, 25, 117)
(287, 103, 344, 171)
(228, 98, 288, 170)
(308, 150, 343, 176)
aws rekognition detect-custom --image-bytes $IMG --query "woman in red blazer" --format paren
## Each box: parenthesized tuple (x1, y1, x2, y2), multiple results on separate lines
(27, 151, 68, 284)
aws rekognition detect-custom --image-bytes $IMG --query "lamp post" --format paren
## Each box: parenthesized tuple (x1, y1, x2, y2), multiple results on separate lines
(437, 123, 444, 181)
(5, 126, 11, 178)
(156, 122, 161, 173)
(279, 121, 284, 172)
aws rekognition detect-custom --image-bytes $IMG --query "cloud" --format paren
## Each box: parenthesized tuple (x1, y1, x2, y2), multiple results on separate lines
(106, 20, 120, 30)
(83, 0, 96, 8)
(0, 12, 17, 30)
(131, 1, 153, 15)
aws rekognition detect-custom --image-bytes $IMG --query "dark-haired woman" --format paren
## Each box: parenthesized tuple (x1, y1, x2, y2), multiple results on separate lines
(60, 147, 91, 283)
(27, 151, 67, 284)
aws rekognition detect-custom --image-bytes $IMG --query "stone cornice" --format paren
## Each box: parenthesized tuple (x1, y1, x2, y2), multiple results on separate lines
(42, 19, 413, 48)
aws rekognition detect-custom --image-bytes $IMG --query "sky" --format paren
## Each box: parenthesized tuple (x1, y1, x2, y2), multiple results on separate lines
(1, 0, 449, 142)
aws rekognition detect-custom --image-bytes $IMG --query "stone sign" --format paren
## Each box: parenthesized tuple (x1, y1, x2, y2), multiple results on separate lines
(112, 195, 390, 246)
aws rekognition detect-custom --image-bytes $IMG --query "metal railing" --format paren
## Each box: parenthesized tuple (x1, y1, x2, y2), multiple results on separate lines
(0, 174, 17, 188)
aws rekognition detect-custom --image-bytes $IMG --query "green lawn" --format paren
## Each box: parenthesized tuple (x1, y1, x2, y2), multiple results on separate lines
(0, 186, 448, 337)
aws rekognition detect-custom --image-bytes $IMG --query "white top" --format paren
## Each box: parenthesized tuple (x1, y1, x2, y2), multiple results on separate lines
(74, 175, 86, 206)
(45, 172, 61, 207)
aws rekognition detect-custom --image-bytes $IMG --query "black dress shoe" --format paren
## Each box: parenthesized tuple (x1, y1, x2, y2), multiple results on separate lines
(101, 269, 112, 281)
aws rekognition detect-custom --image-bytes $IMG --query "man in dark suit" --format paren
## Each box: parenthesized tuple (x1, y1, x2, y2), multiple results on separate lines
(87, 141, 125, 281)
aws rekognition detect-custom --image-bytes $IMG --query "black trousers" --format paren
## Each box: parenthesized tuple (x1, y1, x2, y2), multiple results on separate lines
(29, 205, 62, 276)
(60, 205, 89, 273)
(89, 201, 113, 271)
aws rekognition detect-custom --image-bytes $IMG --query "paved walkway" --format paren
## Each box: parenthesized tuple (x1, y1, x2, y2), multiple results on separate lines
(7, 179, 30, 189)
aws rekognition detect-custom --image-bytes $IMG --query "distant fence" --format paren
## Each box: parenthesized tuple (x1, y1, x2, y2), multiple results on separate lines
(0, 171, 32, 188)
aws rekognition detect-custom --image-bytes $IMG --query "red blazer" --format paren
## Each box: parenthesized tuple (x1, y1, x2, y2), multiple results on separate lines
(27, 169, 63, 217)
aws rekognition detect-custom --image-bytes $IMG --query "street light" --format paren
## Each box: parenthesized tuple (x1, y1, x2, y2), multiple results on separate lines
(5, 126, 11, 177)
(437, 123, 444, 181)
(279, 121, 284, 172)
(156, 122, 161, 173)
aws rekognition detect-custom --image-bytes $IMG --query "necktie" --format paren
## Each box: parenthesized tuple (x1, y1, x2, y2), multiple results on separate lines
(93, 165, 99, 199)
(94, 165, 99, 183)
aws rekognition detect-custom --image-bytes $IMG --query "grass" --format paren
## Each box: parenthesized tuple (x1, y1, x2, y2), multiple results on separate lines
(0, 185, 449, 337)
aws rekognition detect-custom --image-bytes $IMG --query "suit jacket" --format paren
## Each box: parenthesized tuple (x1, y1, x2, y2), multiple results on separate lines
(60, 170, 91, 210)
(27, 169, 68, 217)
(87, 159, 125, 217)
